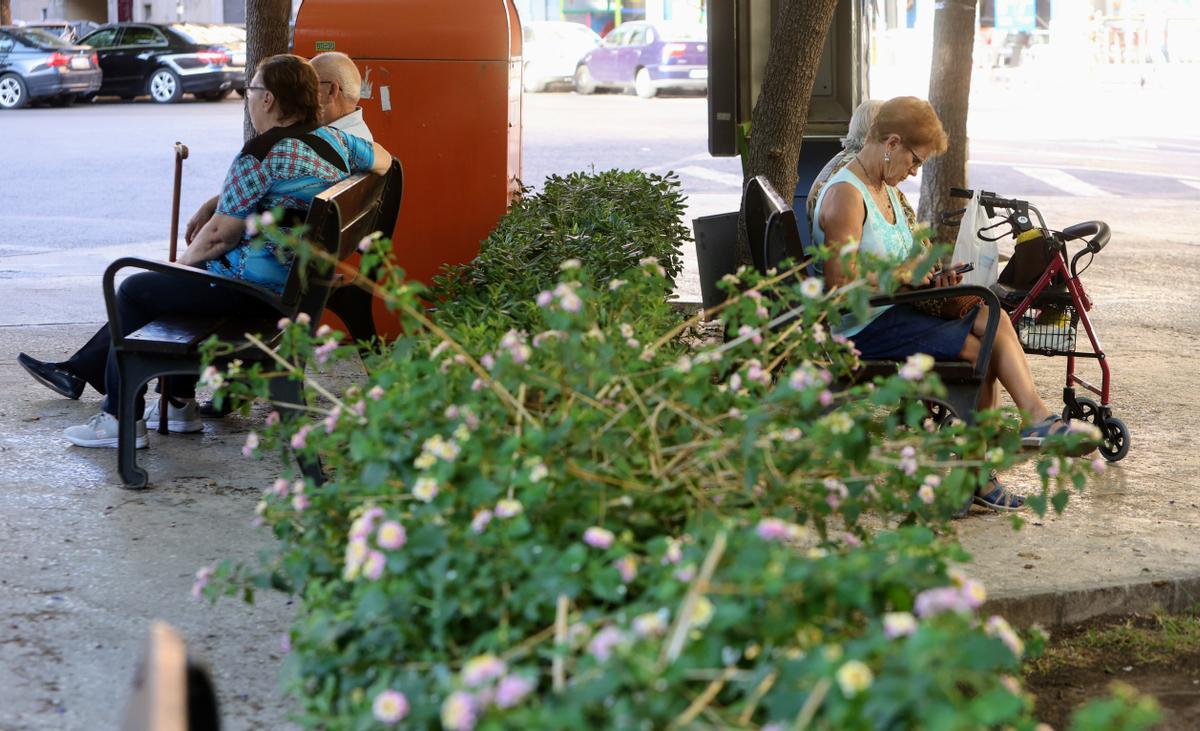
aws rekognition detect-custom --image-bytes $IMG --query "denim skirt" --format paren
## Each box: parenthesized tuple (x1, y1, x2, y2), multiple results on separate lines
(851, 304, 978, 361)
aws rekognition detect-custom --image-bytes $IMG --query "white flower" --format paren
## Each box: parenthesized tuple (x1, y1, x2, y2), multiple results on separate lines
(495, 498, 523, 519)
(559, 258, 582, 270)
(412, 476, 439, 502)
(882, 612, 917, 639)
(800, 277, 824, 299)
(835, 660, 874, 697)
(529, 461, 548, 482)
(898, 353, 935, 381)
(633, 610, 669, 637)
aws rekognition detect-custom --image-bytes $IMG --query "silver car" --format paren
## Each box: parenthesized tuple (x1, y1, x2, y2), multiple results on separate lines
(0, 27, 101, 109)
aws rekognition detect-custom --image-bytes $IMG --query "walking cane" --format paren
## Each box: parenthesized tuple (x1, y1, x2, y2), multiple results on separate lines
(158, 142, 189, 435)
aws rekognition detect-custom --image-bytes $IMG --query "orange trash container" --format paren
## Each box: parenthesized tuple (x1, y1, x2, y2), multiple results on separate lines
(294, 0, 523, 340)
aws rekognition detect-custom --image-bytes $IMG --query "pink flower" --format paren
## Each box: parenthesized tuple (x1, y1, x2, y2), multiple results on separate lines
(462, 654, 506, 687)
(316, 324, 333, 337)
(271, 478, 289, 497)
(372, 689, 409, 725)
(899, 445, 918, 475)
(914, 586, 971, 617)
(494, 498, 523, 519)
(295, 313, 311, 326)
(258, 210, 275, 227)
(1091, 457, 1107, 472)
(614, 555, 638, 583)
(323, 406, 341, 434)
(739, 325, 763, 345)
(290, 424, 313, 450)
(918, 485, 936, 504)
(583, 526, 614, 549)
(276, 316, 291, 330)
(242, 431, 259, 457)
(536, 290, 554, 307)
(191, 565, 215, 599)
(265, 410, 280, 426)
(819, 390, 834, 407)
(377, 520, 407, 550)
(470, 509, 493, 534)
(494, 674, 534, 708)
(899, 353, 934, 381)
(363, 550, 386, 580)
(674, 564, 697, 582)
(756, 518, 789, 541)
(314, 338, 339, 365)
(292, 493, 310, 513)
(588, 626, 624, 662)
(367, 385, 385, 401)
(441, 691, 478, 731)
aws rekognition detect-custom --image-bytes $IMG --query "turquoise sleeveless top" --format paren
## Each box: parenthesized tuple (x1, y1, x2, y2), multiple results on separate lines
(810, 166, 918, 337)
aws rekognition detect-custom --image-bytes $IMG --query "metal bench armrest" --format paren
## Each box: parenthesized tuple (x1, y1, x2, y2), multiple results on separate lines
(102, 257, 288, 349)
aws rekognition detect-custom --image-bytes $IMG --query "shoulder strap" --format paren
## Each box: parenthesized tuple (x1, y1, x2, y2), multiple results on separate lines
(238, 123, 349, 173)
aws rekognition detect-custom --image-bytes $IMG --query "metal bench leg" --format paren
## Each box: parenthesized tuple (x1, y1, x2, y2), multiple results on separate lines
(269, 375, 326, 487)
(117, 355, 150, 489)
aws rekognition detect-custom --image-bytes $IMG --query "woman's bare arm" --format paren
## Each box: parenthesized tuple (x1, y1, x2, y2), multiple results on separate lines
(177, 214, 247, 267)
(817, 182, 866, 290)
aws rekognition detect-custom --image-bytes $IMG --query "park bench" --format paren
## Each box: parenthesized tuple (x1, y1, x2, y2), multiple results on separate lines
(101, 161, 403, 489)
(726, 175, 1003, 424)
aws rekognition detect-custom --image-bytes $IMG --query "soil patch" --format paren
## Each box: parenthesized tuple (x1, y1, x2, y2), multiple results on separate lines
(1026, 613, 1200, 729)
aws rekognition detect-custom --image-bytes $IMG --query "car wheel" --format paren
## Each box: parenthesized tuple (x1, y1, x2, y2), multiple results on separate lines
(0, 73, 30, 110)
(147, 68, 183, 103)
(634, 67, 657, 99)
(573, 65, 596, 95)
(50, 93, 78, 107)
(197, 89, 231, 102)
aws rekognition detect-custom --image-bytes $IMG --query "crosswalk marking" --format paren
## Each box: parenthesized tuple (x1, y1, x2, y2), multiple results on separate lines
(677, 165, 746, 188)
(1014, 167, 1107, 197)
(1181, 179, 1200, 192)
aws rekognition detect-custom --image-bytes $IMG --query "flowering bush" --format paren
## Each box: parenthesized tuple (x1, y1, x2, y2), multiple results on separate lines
(199, 172, 1148, 729)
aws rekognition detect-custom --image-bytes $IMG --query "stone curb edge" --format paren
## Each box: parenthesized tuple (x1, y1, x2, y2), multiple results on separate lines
(984, 574, 1200, 628)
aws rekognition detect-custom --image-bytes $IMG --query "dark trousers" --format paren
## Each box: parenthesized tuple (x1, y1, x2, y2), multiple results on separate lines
(66, 325, 111, 395)
(101, 271, 276, 417)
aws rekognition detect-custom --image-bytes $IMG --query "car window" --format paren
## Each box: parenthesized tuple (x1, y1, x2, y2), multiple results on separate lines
(80, 27, 121, 48)
(122, 26, 166, 46)
(0, 33, 13, 54)
(9, 28, 65, 48)
(603, 28, 626, 47)
(626, 27, 647, 46)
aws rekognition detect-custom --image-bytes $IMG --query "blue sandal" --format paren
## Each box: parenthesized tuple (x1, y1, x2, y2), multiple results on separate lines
(1020, 415, 1068, 448)
(973, 472, 1026, 512)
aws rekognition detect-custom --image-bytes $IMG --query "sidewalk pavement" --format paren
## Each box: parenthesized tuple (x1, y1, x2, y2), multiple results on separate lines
(1, 194, 1197, 730)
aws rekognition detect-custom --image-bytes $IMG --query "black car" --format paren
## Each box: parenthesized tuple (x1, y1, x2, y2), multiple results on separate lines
(0, 26, 101, 109)
(76, 22, 245, 103)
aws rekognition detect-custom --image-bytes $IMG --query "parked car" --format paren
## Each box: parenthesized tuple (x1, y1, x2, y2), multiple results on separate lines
(573, 21, 707, 98)
(14, 19, 101, 44)
(0, 26, 101, 109)
(521, 21, 601, 93)
(76, 22, 245, 103)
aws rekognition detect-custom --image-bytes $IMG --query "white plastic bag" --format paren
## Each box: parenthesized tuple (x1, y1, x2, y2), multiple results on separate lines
(951, 189, 999, 286)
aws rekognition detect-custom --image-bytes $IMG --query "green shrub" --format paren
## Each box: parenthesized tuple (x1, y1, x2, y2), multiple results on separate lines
(199, 171, 1143, 730)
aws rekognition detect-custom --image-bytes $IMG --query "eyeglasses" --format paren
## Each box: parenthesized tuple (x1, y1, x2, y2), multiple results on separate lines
(902, 142, 925, 170)
(245, 84, 269, 95)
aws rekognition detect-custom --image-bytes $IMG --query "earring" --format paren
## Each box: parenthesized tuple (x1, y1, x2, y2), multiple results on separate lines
(884, 153, 891, 163)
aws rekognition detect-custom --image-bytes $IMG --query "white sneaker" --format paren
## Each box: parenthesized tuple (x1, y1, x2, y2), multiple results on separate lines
(64, 412, 148, 449)
(143, 397, 203, 433)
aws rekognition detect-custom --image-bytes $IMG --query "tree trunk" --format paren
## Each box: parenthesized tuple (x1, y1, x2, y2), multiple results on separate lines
(0, 0, 12, 27)
(918, 0, 977, 246)
(739, 0, 840, 268)
(243, 0, 292, 140)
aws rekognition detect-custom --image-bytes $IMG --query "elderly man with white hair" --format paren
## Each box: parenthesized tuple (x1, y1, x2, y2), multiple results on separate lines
(311, 51, 372, 142)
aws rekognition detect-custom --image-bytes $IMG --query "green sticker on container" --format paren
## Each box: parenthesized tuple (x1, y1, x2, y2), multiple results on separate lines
(315, 41, 335, 51)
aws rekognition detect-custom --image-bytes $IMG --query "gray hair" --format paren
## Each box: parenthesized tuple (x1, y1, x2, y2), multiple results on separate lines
(842, 99, 883, 153)
(311, 51, 363, 104)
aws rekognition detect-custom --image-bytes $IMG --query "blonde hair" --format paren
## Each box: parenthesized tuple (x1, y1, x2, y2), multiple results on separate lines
(869, 96, 948, 155)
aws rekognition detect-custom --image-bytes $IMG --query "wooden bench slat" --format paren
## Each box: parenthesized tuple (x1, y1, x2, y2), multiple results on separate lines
(123, 315, 228, 354)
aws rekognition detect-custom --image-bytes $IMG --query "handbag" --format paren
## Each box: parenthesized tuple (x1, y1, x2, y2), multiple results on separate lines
(950, 189, 1000, 287)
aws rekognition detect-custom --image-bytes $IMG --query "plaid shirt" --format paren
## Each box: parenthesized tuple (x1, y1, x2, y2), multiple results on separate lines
(210, 127, 374, 292)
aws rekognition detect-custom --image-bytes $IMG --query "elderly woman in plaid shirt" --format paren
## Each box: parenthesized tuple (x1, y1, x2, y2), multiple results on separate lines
(58, 54, 392, 449)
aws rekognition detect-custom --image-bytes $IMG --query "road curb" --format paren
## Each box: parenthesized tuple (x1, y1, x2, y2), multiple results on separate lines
(985, 574, 1200, 628)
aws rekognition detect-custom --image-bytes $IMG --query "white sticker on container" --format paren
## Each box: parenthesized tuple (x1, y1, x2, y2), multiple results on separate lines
(380, 85, 391, 112)
(360, 68, 373, 100)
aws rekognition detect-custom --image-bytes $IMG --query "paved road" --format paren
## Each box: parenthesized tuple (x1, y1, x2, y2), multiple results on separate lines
(2, 88, 1196, 257)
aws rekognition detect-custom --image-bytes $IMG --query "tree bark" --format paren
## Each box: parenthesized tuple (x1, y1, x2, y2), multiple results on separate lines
(243, 0, 292, 140)
(918, 0, 977, 246)
(739, 0, 840, 268)
(1, 0, 12, 27)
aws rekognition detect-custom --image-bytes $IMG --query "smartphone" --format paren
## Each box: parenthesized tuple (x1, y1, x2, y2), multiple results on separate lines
(952, 262, 975, 275)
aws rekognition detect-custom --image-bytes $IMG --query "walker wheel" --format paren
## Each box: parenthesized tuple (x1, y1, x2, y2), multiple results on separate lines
(1098, 416, 1130, 462)
(1063, 397, 1100, 424)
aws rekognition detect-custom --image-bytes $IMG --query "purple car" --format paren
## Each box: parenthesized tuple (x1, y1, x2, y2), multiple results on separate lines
(573, 21, 707, 99)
